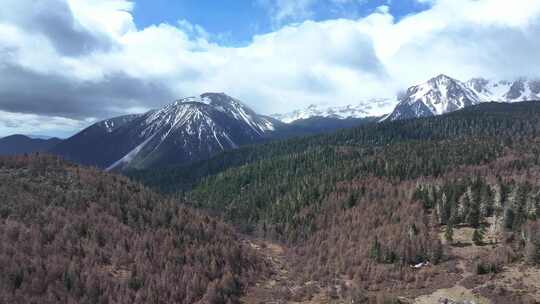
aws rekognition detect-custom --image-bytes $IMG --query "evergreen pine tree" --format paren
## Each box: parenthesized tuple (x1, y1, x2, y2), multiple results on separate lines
(468, 201, 481, 228)
(369, 237, 382, 262)
(472, 227, 485, 246)
(535, 239, 540, 265)
(504, 207, 515, 231)
(445, 224, 454, 244)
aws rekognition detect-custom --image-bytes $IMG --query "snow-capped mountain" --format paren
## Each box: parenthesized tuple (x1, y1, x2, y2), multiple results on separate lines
(385, 75, 540, 121)
(271, 99, 394, 123)
(51, 93, 281, 171)
(385, 74, 481, 121)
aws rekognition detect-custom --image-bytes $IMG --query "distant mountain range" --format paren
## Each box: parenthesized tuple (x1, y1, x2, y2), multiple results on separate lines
(0, 135, 61, 156)
(50, 93, 388, 171)
(271, 75, 540, 123)
(271, 98, 394, 123)
(385, 75, 540, 121)
(3, 74, 539, 170)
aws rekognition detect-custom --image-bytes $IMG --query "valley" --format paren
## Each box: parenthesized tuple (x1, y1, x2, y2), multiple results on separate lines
(129, 101, 540, 303)
(2, 1, 540, 303)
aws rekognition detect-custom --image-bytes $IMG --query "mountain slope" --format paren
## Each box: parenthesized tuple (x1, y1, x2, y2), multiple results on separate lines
(0, 154, 267, 304)
(467, 78, 540, 102)
(51, 93, 281, 170)
(48, 114, 142, 168)
(386, 75, 540, 121)
(0, 134, 61, 155)
(130, 101, 540, 193)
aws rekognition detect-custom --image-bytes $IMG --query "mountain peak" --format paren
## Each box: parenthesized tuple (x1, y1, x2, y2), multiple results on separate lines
(173, 95, 211, 106)
(200, 92, 238, 103)
(1, 134, 30, 140)
(53, 93, 278, 171)
(173, 93, 251, 110)
(387, 74, 480, 120)
(428, 74, 459, 85)
(201, 92, 228, 98)
(433, 74, 453, 80)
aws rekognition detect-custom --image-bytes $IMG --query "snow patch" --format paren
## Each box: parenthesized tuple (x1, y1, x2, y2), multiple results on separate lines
(106, 133, 157, 171)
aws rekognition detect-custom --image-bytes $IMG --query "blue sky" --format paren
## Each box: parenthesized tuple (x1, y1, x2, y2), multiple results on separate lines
(132, 0, 431, 45)
(2, 0, 540, 137)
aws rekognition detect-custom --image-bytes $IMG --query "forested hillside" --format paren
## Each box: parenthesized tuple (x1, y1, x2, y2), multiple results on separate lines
(131, 101, 540, 303)
(129, 101, 540, 193)
(0, 155, 267, 304)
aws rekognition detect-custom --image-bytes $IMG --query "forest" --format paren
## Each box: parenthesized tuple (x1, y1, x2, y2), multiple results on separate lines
(131, 101, 540, 302)
(0, 155, 268, 304)
(3, 102, 540, 303)
(129, 101, 540, 193)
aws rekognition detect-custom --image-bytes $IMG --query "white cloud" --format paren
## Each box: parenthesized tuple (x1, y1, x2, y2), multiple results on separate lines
(0, 0, 540, 136)
(362, 0, 540, 84)
(68, 0, 135, 37)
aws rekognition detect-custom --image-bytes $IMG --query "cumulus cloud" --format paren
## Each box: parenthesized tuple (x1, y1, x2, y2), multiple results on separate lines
(0, 0, 114, 56)
(362, 0, 540, 85)
(0, 0, 540, 136)
(0, 62, 174, 119)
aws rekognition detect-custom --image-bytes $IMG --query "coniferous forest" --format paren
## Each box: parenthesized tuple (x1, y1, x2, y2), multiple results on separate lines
(3, 102, 540, 303)
(0, 155, 267, 304)
(130, 101, 540, 303)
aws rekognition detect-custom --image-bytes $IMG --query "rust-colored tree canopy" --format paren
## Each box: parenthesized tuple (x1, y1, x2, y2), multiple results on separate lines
(0, 155, 267, 304)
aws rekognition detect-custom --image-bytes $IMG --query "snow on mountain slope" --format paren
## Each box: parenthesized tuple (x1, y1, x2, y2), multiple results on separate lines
(386, 75, 540, 121)
(273, 75, 540, 124)
(106, 93, 283, 170)
(106, 132, 158, 171)
(99, 114, 143, 133)
(385, 74, 481, 121)
(272, 99, 394, 123)
(467, 78, 540, 102)
(197, 93, 277, 133)
(53, 93, 280, 171)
